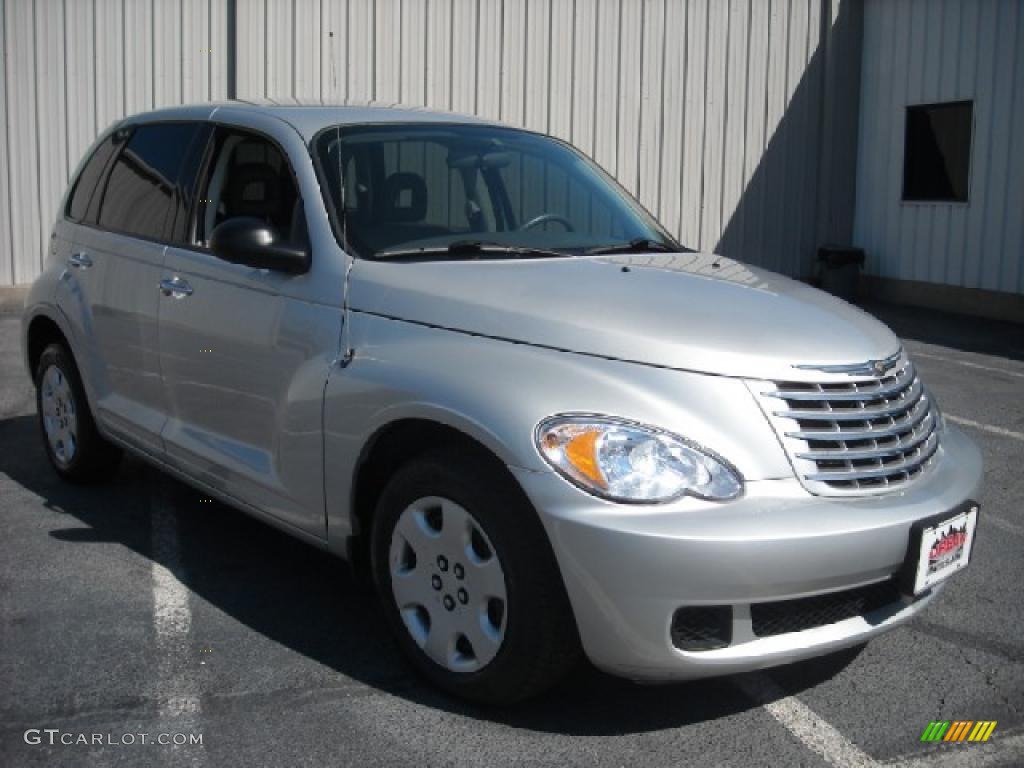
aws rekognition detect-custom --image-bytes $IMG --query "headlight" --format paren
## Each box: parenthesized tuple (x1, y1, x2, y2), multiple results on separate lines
(536, 415, 743, 503)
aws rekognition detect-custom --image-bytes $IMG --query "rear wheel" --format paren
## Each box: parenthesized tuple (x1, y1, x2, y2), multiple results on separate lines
(35, 343, 121, 483)
(371, 447, 580, 703)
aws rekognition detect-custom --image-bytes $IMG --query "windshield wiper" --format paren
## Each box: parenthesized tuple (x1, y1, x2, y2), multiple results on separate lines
(374, 240, 567, 261)
(584, 238, 677, 255)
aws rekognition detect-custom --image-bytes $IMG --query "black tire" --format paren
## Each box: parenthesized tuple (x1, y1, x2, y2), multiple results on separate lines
(35, 343, 122, 483)
(371, 447, 580, 704)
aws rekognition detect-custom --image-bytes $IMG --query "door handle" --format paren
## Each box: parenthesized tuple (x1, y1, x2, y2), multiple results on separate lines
(159, 276, 193, 298)
(68, 252, 93, 269)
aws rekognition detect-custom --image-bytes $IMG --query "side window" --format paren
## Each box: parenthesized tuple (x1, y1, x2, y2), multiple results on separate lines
(97, 123, 201, 239)
(195, 129, 303, 247)
(66, 135, 118, 222)
(166, 124, 214, 244)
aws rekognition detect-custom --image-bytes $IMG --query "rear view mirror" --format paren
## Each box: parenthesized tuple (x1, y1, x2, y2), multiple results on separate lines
(209, 217, 311, 275)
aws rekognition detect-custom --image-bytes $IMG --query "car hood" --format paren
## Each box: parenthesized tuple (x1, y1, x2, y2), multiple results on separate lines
(347, 252, 901, 380)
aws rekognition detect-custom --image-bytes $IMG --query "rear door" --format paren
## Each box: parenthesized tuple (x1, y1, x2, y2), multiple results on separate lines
(53, 129, 122, 395)
(158, 123, 340, 536)
(70, 121, 208, 455)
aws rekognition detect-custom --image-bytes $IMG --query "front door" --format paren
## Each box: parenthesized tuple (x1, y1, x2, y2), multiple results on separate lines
(158, 126, 340, 536)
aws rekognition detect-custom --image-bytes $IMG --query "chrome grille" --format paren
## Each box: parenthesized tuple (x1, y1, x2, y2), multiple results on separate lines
(755, 358, 941, 495)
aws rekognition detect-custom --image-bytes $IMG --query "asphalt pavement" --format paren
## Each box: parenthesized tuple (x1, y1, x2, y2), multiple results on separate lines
(0, 303, 1021, 767)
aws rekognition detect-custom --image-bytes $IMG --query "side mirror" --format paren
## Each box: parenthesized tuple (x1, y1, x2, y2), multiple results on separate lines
(209, 217, 311, 275)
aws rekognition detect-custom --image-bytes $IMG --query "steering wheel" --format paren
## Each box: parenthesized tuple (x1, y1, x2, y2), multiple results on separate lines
(518, 213, 575, 232)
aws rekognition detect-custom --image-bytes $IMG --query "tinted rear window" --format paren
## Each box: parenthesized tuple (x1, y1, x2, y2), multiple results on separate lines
(66, 135, 118, 222)
(97, 123, 202, 239)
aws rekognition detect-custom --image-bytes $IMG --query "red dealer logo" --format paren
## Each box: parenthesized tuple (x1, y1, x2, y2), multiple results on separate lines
(928, 524, 968, 574)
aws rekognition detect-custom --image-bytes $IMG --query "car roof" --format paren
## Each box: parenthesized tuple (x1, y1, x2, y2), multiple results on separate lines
(123, 99, 498, 142)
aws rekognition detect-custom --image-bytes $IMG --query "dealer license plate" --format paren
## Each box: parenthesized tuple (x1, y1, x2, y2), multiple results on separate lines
(909, 505, 979, 595)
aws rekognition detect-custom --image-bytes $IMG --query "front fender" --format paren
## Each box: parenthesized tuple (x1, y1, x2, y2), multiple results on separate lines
(322, 311, 792, 552)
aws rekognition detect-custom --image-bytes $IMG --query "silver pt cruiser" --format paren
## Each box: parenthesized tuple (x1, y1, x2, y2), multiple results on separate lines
(23, 103, 983, 703)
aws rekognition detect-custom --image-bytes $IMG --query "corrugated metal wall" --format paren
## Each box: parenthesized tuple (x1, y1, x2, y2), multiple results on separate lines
(237, 0, 857, 278)
(855, 0, 1024, 295)
(1, 0, 860, 287)
(0, 0, 229, 287)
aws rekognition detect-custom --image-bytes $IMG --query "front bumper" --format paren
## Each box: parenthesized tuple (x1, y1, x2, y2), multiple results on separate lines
(512, 425, 983, 681)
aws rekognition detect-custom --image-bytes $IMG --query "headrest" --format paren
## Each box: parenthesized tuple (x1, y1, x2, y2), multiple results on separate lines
(225, 163, 281, 219)
(382, 172, 427, 223)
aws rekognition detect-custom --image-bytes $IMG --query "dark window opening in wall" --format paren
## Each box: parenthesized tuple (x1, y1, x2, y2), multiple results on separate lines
(902, 101, 973, 203)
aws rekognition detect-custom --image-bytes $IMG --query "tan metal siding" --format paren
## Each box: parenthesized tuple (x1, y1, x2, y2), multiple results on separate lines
(855, 0, 1024, 294)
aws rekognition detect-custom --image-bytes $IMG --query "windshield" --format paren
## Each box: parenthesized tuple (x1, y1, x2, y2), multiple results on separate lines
(313, 123, 679, 259)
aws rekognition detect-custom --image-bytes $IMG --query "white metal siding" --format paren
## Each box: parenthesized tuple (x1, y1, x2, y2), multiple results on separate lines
(0, 0, 229, 287)
(1, 0, 856, 287)
(855, 0, 1024, 295)
(236, 0, 850, 277)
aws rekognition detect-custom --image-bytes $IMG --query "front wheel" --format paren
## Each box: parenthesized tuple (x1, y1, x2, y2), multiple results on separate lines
(371, 448, 580, 703)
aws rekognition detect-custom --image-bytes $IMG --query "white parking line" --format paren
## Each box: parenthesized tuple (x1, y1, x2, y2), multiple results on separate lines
(151, 485, 205, 765)
(944, 414, 1024, 442)
(911, 351, 1024, 380)
(735, 673, 879, 767)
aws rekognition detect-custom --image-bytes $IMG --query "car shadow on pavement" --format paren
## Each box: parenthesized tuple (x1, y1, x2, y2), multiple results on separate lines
(861, 302, 1024, 362)
(0, 412, 861, 736)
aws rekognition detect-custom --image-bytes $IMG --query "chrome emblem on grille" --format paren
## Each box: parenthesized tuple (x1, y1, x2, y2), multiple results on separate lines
(793, 351, 902, 378)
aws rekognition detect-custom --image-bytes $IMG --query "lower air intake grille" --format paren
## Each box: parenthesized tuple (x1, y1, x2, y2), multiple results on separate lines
(751, 579, 903, 638)
(671, 605, 732, 651)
